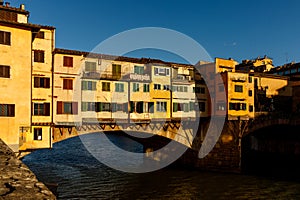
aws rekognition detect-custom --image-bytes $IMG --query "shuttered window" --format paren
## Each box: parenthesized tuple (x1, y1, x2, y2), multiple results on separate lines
(0, 104, 15, 117)
(36, 31, 45, 39)
(0, 65, 10, 78)
(63, 79, 73, 90)
(34, 77, 50, 88)
(82, 81, 96, 91)
(33, 103, 50, 116)
(0, 30, 11, 45)
(63, 56, 73, 67)
(33, 50, 45, 63)
(102, 82, 110, 91)
(57, 101, 78, 115)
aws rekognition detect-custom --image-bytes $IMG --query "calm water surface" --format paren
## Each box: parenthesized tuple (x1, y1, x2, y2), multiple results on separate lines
(23, 133, 300, 199)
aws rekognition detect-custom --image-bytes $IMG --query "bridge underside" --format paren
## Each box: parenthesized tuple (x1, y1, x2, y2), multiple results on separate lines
(242, 124, 300, 178)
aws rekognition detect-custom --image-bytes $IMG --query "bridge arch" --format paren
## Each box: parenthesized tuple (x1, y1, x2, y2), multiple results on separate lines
(241, 123, 300, 177)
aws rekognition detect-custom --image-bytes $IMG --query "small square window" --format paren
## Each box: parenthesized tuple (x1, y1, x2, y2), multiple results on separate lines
(34, 128, 42, 140)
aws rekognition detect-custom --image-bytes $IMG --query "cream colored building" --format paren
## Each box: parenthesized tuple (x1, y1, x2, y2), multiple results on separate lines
(53, 49, 83, 126)
(171, 63, 197, 120)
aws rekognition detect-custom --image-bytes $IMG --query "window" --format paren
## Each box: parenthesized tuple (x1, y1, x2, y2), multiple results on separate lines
(199, 102, 205, 112)
(172, 86, 177, 92)
(63, 79, 73, 90)
(33, 50, 45, 63)
(173, 103, 181, 112)
(136, 102, 144, 113)
(82, 102, 95, 112)
(154, 67, 170, 76)
(189, 102, 195, 111)
(148, 102, 154, 113)
(248, 90, 253, 97)
(36, 31, 45, 39)
(0, 31, 11, 45)
(57, 101, 78, 114)
(154, 84, 161, 90)
(133, 83, 139, 92)
(234, 85, 243, 93)
(0, 104, 15, 117)
(85, 61, 96, 72)
(82, 81, 96, 91)
(156, 102, 167, 112)
(229, 103, 246, 111)
(96, 102, 111, 112)
(33, 103, 50, 116)
(115, 83, 124, 92)
(134, 66, 144, 75)
(183, 103, 189, 112)
(112, 103, 127, 112)
(163, 85, 170, 91)
(34, 77, 50, 88)
(143, 84, 150, 92)
(0, 65, 10, 78)
(102, 82, 110, 91)
(248, 76, 253, 83)
(178, 86, 183, 92)
(217, 102, 226, 111)
(194, 87, 205, 94)
(63, 56, 73, 67)
(112, 64, 121, 77)
(249, 105, 254, 112)
(34, 128, 42, 140)
(166, 68, 170, 76)
(183, 86, 188, 92)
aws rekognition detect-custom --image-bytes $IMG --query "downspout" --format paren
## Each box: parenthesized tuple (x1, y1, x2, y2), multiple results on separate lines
(50, 29, 55, 148)
(170, 65, 173, 119)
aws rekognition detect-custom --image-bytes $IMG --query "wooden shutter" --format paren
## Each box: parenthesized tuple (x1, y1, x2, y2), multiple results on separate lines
(57, 101, 63, 114)
(45, 78, 50, 88)
(72, 102, 78, 115)
(44, 103, 50, 116)
(34, 77, 39, 87)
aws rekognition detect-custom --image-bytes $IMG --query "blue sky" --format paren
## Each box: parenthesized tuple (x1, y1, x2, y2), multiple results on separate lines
(11, 0, 300, 66)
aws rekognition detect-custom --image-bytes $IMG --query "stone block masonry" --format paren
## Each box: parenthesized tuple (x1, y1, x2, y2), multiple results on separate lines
(0, 139, 56, 200)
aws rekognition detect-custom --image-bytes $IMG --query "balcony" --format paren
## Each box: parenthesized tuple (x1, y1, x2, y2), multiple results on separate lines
(82, 71, 126, 81)
(172, 74, 194, 83)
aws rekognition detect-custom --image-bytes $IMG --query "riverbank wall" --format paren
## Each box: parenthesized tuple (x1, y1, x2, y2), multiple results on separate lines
(0, 139, 56, 199)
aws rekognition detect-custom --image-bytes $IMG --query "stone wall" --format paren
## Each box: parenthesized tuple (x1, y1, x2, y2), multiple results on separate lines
(0, 139, 56, 199)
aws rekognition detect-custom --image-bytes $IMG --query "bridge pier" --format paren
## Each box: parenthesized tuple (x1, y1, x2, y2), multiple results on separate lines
(175, 119, 247, 173)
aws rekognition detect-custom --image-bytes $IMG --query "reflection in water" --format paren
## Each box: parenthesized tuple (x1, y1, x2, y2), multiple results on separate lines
(23, 133, 300, 199)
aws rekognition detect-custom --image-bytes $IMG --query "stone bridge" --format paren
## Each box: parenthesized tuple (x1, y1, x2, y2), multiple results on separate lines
(50, 113, 300, 173)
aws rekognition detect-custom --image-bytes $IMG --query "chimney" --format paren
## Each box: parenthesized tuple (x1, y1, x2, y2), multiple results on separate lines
(20, 4, 25, 10)
(5, 2, 10, 7)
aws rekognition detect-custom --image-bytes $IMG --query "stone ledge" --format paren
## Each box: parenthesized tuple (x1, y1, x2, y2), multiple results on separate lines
(0, 139, 56, 200)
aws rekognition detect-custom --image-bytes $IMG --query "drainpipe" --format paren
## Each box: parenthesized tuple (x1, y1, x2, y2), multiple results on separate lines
(50, 29, 55, 148)
(170, 66, 173, 119)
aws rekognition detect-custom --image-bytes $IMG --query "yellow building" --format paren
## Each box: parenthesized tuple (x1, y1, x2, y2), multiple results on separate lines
(223, 72, 255, 119)
(150, 63, 171, 121)
(0, 4, 39, 151)
(25, 26, 55, 150)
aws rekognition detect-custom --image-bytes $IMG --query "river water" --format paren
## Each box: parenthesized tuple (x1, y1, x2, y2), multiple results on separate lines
(23, 133, 300, 199)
